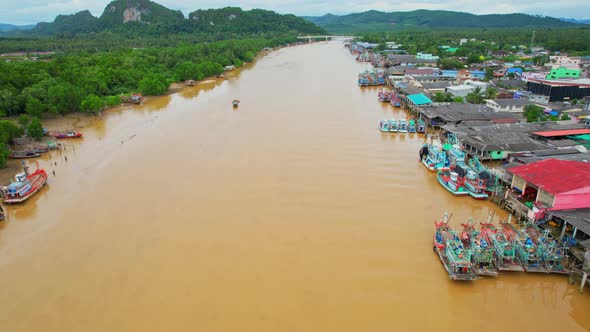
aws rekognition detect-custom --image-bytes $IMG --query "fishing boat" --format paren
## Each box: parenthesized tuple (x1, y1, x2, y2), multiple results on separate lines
(398, 119, 408, 133)
(463, 170, 489, 200)
(232, 99, 240, 108)
(433, 213, 479, 281)
(50, 131, 83, 139)
(461, 219, 498, 277)
(0, 164, 48, 204)
(447, 145, 467, 168)
(421, 140, 450, 172)
(467, 157, 499, 194)
(408, 120, 416, 133)
(517, 224, 550, 273)
(8, 150, 41, 159)
(417, 119, 426, 133)
(388, 120, 398, 132)
(390, 95, 401, 107)
(379, 120, 390, 132)
(544, 239, 569, 274)
(437, 168, 468, 196)
(489, 222, 524, 272)
(378, 90, 391, 102)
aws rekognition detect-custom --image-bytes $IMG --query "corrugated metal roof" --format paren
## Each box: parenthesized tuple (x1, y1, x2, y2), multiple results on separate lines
(533, 129, 590, 137)
(508, 159, 590, 194)
(549, 209, 590, 237)
(407, 94, 432, 105)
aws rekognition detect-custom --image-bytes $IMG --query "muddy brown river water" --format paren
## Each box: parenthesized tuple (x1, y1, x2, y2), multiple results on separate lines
(0, 42, 589, 332)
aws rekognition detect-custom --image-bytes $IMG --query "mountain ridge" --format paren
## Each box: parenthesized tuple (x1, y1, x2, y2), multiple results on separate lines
(18, 0, 324, 36)
(303, 10, 578, 32)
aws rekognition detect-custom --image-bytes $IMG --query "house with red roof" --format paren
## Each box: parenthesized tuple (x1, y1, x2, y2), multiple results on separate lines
(507, 159, 590, 220)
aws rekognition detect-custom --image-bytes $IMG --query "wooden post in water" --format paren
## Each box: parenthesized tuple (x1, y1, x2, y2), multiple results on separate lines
(581, 272, 588, 294)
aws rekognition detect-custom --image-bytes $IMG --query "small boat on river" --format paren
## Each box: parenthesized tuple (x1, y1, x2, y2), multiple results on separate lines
(433, 212, 479, 281)
(408, 120, 416, 133)
(1, 164, 48, 204)
(417, 119, 426, 133)
(379, 120, 389, 132)
(50, 131, 83, 139)
(8, 150, 41, 159)
(398, 119, 408, 133)
(388, 119, 398, 132)
(232, 99, 240, 108)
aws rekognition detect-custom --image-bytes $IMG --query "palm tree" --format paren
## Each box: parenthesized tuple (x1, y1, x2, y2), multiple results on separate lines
(466, 86, 484, 104)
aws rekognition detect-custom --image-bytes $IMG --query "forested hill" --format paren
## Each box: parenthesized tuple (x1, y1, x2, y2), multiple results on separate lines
(303, 10, 577, 33)
(23, 0, 324, 36)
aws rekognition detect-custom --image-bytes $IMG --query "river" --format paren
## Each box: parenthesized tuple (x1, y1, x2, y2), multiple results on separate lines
(0, 42, 588, 332)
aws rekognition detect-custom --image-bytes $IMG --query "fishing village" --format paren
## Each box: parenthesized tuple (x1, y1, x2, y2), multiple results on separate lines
(348, 40, 590, 290)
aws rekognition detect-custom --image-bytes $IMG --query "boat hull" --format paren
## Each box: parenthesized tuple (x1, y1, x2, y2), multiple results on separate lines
(434, 246, 479, 281)
(3, 170, 48, 204)
(436, 172, 468, 196)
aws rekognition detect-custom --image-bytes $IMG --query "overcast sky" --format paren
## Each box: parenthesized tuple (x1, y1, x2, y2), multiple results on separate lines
(1, 0, 589, 25)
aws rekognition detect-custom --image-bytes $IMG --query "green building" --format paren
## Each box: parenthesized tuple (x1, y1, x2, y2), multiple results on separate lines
(546, 67, 581, 80)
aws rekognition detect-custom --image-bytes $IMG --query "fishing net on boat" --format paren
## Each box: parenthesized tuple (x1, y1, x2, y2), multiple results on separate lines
(454, 165, 466, 177)
(478, 171, 492, 180)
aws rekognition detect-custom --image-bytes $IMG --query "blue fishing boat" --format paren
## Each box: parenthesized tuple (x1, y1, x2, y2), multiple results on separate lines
(417, 119, 426, 133)
(408, 120, 416, 133)
(447, 145, 466, 168)
(398, 119, 408, 133)
(421, 141, 450, 172)
(388, 119, 398, 132)
(379, 120, 389, 132)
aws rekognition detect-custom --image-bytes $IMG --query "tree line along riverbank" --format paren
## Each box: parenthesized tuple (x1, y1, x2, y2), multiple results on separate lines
(0, 36, 298, 167)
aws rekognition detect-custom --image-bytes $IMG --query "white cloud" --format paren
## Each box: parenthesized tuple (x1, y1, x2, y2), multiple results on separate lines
(0, 0, 588, 25)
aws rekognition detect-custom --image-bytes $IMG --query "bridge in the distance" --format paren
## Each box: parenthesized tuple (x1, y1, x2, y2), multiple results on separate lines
(297, 35, 357, 42)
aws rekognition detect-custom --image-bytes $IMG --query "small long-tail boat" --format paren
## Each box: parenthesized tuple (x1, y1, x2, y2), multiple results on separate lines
(433, 213, 478, 281)
(8, 150, 41, 159)
(50, 131, 83, 139)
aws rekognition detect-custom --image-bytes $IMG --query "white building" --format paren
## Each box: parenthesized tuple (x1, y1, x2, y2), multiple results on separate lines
(416, 52, 439, 60)
(485, 99, 530, 112)
(446, 85, 475, 98)
(550, 56, 581, 70)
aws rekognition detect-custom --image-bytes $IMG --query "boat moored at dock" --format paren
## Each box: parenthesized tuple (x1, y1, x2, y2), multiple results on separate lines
(408, 120, 416, 133)
(437, 168, 468, 196)
(398, 119, 408, 133)
(388, 119, 398, 132)
(379, 120, 390, 132)
(433, 213, 479, 281)
(417, 119, 426, 133)
(421, 141, 450, 172)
